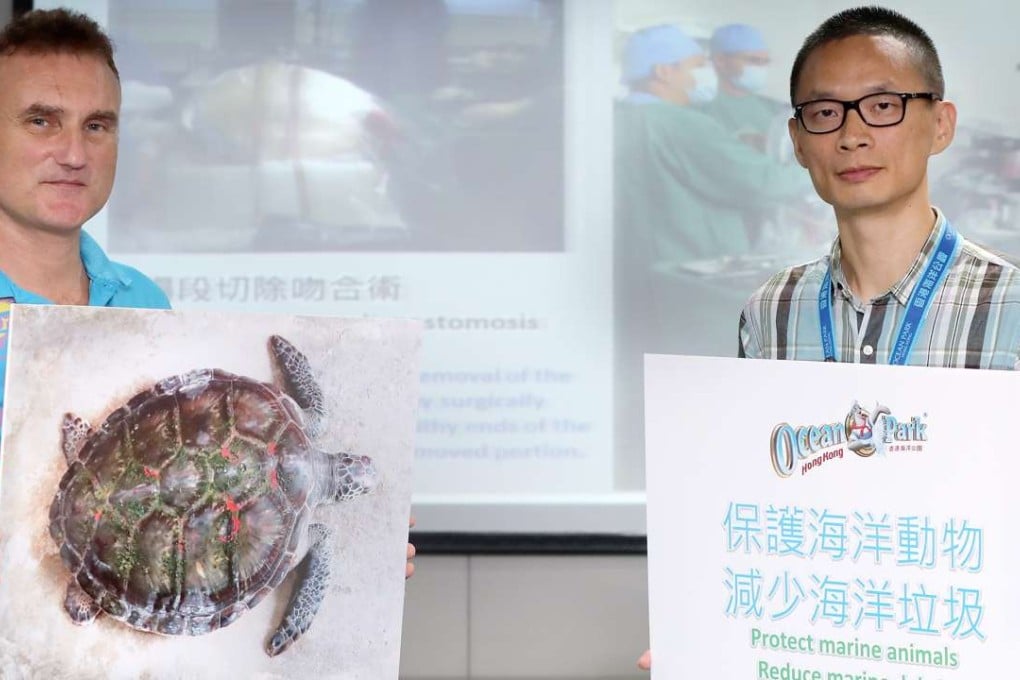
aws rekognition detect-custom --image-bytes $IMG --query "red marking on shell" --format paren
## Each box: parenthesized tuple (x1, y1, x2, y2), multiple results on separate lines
(143, 466, 160, 479)
(220, 443, 236, 462)
(267, 441, 277, 456)
(93, 509, 103, 522)
(269, 468, 279, 489)
(218, 495, 242, 543)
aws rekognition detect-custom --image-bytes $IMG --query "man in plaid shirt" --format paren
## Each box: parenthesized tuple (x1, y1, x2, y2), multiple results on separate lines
(642, 4, 1018, 673)
(738, 7, 1020, 369)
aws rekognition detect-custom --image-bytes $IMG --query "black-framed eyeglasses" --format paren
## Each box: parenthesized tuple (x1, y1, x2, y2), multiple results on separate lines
(793, 92, 942, 134)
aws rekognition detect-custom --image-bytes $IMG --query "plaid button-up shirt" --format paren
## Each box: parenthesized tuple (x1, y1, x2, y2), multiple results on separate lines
(739, 210, 1020, 370)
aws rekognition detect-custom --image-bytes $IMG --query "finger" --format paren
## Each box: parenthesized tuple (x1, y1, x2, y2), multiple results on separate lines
(405, 542, 417, 580)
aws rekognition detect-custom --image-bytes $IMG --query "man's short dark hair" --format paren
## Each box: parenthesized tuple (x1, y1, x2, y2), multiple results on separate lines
(0, 8, 118, 79)
(789, 6, 943, 104)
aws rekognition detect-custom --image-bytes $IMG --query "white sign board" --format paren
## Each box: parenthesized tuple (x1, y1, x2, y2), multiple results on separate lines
(645, 355, 1019, 680)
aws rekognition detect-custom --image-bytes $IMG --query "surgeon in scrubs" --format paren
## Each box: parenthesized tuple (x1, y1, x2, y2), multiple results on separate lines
(701, 23, 786, 151)
(614, 24, 811, 477)
(615, 23, 808, 268)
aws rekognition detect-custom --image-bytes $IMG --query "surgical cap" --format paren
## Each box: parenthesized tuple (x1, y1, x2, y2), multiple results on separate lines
(709, 23, 768, 54)
(621, 24, 703, 83)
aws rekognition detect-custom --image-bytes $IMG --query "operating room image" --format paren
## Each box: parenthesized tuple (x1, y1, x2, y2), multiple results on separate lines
(611, 0, 1020, 468)
(612, 0, 1020, 356)
(107, 0, 564, 254)
(614, 8, 822, 361)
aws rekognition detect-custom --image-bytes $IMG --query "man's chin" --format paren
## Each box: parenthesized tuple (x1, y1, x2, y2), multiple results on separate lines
(20, 218, 90, 237)
(822, 188, 897, 217)
(35, 206, 102, 233)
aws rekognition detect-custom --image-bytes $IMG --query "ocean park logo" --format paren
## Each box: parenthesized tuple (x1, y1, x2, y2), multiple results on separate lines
(770, 401, 928, 478)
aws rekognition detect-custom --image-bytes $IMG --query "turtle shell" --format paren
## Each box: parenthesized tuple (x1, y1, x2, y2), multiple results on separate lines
(48, 368, 320, 636)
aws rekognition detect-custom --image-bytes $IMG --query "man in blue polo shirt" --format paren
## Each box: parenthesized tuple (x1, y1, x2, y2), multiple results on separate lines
(0, 9, 169, 421)
(0, 9, 423, 583)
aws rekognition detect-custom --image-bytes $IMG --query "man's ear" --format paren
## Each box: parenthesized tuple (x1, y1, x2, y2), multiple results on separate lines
(788, 117, 808, 168)
(930, 99, 957, 156)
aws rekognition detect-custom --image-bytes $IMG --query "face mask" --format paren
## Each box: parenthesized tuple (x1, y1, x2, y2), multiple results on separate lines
(687, 65, 718, 104)
(735, 64, 769, 94)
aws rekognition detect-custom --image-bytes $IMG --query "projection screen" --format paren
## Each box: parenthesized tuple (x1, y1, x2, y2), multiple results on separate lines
(37, 0, 1020, 539)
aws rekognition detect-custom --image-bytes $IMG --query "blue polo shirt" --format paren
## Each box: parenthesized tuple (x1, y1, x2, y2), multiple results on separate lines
(0, 231, 170, 417)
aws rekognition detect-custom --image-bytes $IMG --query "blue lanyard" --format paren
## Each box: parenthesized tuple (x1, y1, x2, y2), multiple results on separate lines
(818, 221, 960, 364)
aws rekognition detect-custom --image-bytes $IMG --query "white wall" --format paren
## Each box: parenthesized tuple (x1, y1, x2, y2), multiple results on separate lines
(400, 555, 650, 679)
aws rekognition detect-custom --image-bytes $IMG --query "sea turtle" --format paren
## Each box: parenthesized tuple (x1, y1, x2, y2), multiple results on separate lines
(48, 335, 377, 656)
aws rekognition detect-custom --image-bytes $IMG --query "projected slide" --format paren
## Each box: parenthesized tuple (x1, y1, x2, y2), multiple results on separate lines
(38, 0, 1020, 536)
(40, 0, 620, 530)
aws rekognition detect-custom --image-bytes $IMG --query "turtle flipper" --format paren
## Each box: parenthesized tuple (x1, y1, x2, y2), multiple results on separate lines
(270, 335, 327, 438)
(64, 581, 100, 625)
(61, 414, 92, 466)
(266, 523, 332, 657)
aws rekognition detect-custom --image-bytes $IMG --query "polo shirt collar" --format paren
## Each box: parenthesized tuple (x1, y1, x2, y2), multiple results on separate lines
(80, 230, 132, 288)
(829, 208, 947, 307)
(0, 230, 129, 303)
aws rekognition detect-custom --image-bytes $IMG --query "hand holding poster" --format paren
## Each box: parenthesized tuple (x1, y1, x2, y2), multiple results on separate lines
(645, 355, 1018, 679)
(0, 306, 421, 679)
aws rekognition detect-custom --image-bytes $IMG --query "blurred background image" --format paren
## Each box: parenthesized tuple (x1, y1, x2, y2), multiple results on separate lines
(109, 0, 564, 253)
(612, 1, 1020, 467)
(29, 0, 1020, 533)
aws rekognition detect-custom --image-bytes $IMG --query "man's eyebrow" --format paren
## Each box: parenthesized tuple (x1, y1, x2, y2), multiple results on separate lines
(800, 82, 896, 101)
(88, 110, 119, 125)
(18, 104, 119, 125)
(20, 103, 63, 117)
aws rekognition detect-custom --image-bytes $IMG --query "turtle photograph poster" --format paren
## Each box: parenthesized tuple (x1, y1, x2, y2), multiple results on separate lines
(644, 355, 1020, 679)
(0, 305, 421, 680)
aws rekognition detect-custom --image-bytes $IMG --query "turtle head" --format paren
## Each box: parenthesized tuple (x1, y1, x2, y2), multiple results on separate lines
(329, 453, 378, 501)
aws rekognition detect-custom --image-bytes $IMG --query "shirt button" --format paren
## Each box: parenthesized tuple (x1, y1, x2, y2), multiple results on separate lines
(862, 345, 874, 356)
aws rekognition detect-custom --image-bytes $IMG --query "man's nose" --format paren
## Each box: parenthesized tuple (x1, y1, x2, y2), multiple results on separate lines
(837, 107, 872, 150)
(53, 127, 88, 169)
